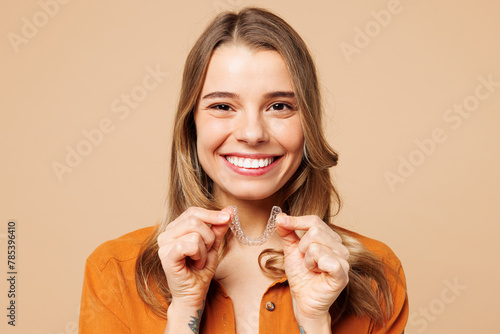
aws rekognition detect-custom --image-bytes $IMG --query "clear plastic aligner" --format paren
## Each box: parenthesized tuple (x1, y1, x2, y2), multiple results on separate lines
(228, 205, 282, 246)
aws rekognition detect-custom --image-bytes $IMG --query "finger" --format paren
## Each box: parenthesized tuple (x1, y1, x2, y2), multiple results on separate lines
(211, 207, 231, 249)
(209, 225, 228, 254)
(180, 207, 231, 226)
(162, 240, 202, 272)
(304, 242, 342, 272)
(160, 208, 230, 248)
(164, 207, 230, 238)
(277, 214, 337, 235)
(182, 233, 208, 270)
(159, 222, 213, 250)
(204, 207, 231, 269)
(298, 227, 349, 260)
(303, 242, 324, 272)
(276, 214, 300, 248)
(317, 255, 350, 281)
(305, 243, 350, 277)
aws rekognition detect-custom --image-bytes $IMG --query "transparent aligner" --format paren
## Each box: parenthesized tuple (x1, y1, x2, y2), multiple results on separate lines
(228, 205, 282, 246)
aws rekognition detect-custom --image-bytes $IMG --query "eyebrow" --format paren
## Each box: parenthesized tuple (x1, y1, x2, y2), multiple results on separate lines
(201, 91, 295, 100)
(264, 91, 295, 99)
(201, 91, 239, 100)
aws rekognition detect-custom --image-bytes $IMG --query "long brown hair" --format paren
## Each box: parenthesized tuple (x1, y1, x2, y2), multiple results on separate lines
(136, 7, 397, 326)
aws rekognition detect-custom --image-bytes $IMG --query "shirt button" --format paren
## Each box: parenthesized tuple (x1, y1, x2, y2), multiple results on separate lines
(265, 301, 275, 311)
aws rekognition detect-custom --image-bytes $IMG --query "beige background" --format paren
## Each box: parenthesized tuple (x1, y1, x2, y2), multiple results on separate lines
(1, 0, 499, 333)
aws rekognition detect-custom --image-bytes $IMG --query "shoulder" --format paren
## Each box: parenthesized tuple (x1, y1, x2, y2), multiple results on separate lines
(86, 226, 158, 273)
(335, 225, 403, 271)
(80, 226, 166, 332)
(332, 226, 409, 331)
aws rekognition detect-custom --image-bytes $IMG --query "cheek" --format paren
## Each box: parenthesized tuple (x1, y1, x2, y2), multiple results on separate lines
(271, 117, 304, 155)
(195, 116, 230, 159)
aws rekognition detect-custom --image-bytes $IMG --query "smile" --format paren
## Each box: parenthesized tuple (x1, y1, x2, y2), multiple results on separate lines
(225, 156, 278, 169)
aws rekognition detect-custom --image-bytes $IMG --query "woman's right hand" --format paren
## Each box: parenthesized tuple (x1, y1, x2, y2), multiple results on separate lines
(157, 207, 230, 311)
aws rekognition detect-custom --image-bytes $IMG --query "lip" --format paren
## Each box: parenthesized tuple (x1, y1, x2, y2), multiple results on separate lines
(221, 153, 282, 176)
(222, 152, 279, 159)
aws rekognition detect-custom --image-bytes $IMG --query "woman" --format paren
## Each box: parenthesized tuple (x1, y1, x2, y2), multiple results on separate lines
(79, 7, 408, 334)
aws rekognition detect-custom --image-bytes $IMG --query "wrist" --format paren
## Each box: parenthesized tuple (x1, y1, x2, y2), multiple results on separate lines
(295, 312, 331, 334)
(165, 300, 205, 334)
(169, 296, 206, 312)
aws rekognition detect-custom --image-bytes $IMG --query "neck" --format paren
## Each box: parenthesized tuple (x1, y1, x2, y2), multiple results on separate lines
(216, 194, 281, 238)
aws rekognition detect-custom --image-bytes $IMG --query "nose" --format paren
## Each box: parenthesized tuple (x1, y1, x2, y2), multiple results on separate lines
(234, 111, 270, 145)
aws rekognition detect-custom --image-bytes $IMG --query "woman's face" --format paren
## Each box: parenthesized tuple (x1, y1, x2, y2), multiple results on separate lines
(194, 44, 304, 204)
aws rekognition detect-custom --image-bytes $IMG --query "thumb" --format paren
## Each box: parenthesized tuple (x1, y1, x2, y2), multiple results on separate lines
(203, 208, 230, 270)
(211, 207, 231, 251)
(276, 214, 300, 251)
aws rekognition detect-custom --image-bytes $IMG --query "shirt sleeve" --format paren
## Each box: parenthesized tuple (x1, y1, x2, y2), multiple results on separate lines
(79, 258, 131, 334)
(371, 256, 409, 333)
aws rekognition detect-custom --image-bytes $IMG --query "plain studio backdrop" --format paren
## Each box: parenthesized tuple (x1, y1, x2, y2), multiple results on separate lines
(1, 0, 499, 333)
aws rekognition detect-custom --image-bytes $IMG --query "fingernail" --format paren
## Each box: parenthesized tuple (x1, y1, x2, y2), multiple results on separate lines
(218, 212, 230, 222)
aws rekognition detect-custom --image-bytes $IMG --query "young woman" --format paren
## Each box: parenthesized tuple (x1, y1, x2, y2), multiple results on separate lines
(79, 7, 408, 334)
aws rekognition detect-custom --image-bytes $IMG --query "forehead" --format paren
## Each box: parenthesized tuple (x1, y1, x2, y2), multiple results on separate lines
(201, 44, 294, 94)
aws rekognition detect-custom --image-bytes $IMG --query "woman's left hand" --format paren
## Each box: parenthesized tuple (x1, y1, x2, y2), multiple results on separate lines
(276, 214, 350, 329)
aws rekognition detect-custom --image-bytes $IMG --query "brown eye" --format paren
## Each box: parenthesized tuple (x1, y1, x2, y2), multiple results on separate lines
(269, 103, 293, 112)
(210, 104, 232, 111)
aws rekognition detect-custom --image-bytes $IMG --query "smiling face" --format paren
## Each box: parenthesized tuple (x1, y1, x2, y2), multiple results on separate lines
(194, 44, 304, 206)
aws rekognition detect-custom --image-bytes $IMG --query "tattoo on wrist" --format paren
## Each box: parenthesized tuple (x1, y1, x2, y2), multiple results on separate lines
(299, 326, 306, 334)
(188, 310, 201, 334)
(188, 300, 205, 334)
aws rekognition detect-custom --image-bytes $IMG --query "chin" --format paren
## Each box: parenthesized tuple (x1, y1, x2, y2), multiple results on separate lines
(221, 187, 281, 202)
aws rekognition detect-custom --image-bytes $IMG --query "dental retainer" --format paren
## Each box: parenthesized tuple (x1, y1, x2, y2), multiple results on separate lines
(228, 205, 282, 246)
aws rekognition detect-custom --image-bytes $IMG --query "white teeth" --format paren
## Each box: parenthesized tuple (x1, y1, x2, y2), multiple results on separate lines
(226, 156, 275, 169)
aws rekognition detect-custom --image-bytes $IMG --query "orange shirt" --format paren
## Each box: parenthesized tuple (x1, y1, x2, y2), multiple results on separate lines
(79, 226, 408, 333)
